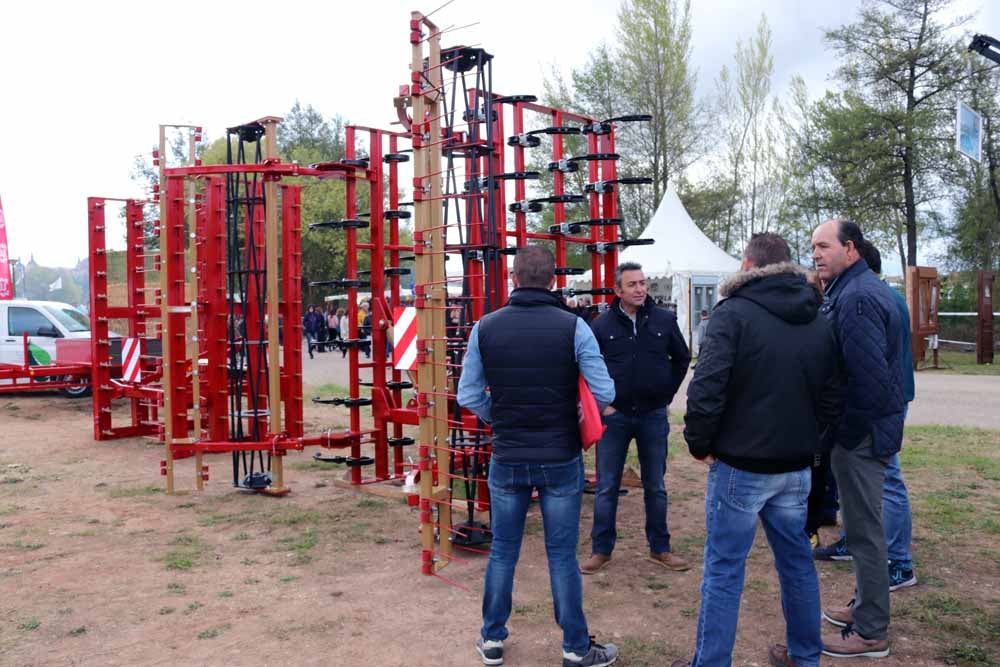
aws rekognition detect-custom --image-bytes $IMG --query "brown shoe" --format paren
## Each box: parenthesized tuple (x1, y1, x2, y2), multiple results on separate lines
(822, 598, 855, 628)
(649, 551, 690, 571)
(822, 627, 889, 658)
(768, 644, 798, 667)
(580, 553, 612, 575)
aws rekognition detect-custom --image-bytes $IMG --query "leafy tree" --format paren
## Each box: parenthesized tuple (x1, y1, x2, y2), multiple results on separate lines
(676, 173, 739, 250)
(691, 14, 787, 254)
(617, 0, 700, 211)
(942, 61, 1000, 273)
(823, 0, 970, 267)
(540, 0, 701, 240)
(803, 89, 917, 273)
(772, 76, 841, 261)
(23, 265, 81, 304)
(716, 16, 777, 251)
(279, 101, 345, 158)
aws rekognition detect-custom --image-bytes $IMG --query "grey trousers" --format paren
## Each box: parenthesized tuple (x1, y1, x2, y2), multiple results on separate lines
(831, 438, 890, 640)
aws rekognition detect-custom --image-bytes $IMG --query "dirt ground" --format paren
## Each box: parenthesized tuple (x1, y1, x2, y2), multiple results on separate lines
(0, 393, 998, 666)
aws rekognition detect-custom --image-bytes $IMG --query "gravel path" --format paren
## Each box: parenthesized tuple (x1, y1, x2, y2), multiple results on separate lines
(298, 345, 1000, 430)
(906, 372, 1000, 429)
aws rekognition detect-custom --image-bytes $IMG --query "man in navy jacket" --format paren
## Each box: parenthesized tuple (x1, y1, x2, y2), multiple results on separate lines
(815, 244, 918, 594)
(812, 220, 905, 659)
(581, 261, 691, 575)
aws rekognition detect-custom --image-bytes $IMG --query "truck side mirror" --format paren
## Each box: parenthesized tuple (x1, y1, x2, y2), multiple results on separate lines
(36, 325, 61, 338)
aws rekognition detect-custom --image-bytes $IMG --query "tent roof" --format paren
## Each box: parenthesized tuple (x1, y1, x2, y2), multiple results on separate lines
(619, 186, 740, 277)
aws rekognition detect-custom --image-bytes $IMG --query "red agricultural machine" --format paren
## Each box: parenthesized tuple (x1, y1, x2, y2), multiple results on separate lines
(87, 8, 653, 579)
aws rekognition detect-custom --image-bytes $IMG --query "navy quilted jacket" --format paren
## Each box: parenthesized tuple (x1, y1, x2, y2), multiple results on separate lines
(821, 259, 906, 456)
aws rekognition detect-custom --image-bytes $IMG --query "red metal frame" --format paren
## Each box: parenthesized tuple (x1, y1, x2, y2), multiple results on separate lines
(84, 162, 356, 466)
(0, 334, 91, 394)
(400, 50, 630, 576)
(88, 197, 162, 439)
(157, 164, 328, 466)
(84, 19, 644, 584)
(335, 124, 413, 484)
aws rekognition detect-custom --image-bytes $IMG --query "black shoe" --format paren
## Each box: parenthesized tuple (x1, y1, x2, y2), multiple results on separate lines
(889, 561, 917, 591)
(476, 637, 504, 666)
(814, 536, 852, 561)
(563, 637, 619, 666)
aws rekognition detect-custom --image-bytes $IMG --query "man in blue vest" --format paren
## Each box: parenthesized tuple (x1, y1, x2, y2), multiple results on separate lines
(811, 220, 905, 658)
(458, 245, 619, 667)
(581, 261, 691, 575)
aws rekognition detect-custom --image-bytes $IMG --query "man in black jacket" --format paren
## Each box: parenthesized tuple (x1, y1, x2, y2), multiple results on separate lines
(678, 233, 840, 667)
(581, 261, 691, 575)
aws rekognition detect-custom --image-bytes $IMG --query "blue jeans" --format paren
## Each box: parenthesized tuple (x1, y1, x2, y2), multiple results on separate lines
(693, 461, 821, 667)
(591, 407, 671, 555)
(834, 453, 913, 568)
(882, 454, 913, 568)
(482, 455, 590, 655)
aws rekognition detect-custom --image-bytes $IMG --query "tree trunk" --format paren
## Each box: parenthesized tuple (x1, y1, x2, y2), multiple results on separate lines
(985, 116, 1000, 273)
(896, 216, 906, 286)
(902, 144, 918, 266)
(985, 117, 1000, 227)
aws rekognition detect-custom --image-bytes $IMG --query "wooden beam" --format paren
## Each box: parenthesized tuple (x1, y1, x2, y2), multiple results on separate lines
(261, 116, 284, 492)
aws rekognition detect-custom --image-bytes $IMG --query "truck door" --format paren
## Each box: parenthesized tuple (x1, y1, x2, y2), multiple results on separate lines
(4, 305, 62, 365)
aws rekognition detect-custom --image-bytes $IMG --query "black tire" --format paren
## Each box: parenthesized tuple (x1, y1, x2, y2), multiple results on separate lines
(60, 376, 91, 398)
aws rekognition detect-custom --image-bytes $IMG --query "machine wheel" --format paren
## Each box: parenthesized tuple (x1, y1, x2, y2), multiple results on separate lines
(60, 376, 91, 398)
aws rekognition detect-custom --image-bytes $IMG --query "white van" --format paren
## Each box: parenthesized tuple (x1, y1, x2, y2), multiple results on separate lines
(0, 300, 92, 397)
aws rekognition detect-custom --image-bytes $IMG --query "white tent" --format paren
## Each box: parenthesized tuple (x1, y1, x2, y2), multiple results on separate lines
(583, 186, 740, 348)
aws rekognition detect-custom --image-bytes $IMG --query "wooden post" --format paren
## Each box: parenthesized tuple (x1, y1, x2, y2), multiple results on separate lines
(906, 266, 941, 370)
(158, 125, 175, 494)
(186, 131, 204, 491)
(412, 11, 452, 573)
(260, 116, 284, 492)
(978, 270, 995, 365)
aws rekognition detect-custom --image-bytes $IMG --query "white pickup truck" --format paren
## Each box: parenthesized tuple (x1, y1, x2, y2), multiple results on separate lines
(0, 299, 93, 397)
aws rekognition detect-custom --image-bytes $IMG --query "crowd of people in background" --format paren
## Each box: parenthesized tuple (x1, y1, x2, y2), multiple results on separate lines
(301, 297, 405, 361)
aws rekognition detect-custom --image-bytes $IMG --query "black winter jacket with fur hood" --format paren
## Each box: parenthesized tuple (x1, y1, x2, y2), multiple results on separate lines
(683, 262, 842, 473)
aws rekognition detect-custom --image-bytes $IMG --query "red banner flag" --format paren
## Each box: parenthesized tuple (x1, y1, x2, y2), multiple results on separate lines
(0, 195, 12, 300)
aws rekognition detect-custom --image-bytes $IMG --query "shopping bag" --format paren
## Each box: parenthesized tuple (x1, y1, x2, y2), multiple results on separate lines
(578, 375, 606, 451)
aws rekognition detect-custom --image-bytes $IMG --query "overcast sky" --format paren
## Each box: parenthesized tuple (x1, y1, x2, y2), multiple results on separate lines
(1, 0, 996, 268)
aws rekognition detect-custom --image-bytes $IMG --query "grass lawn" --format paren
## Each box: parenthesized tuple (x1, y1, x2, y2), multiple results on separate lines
(920, 349, 1000, 376)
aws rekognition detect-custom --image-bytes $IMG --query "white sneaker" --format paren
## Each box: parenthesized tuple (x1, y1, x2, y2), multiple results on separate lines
(476, 637, 504, 666)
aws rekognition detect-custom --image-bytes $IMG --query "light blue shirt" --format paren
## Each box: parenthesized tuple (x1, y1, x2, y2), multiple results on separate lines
(456, 317, 616, 423)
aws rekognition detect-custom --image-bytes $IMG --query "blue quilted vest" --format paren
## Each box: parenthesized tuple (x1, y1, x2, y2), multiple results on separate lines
(477, 288, 581, 463)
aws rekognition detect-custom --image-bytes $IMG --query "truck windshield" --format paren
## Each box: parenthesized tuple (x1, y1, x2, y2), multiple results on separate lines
(44, 306, 90, 333)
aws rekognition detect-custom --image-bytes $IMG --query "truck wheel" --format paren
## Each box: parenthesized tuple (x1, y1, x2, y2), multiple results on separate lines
(60, 376, 91, 398)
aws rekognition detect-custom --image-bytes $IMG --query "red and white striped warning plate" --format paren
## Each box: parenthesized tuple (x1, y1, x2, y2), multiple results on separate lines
(121, 337, 142, 382)
(393, 307, 417, 371)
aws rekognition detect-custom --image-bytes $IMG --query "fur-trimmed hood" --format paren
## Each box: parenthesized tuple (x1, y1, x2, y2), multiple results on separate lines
(719, 262, 822, 325)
